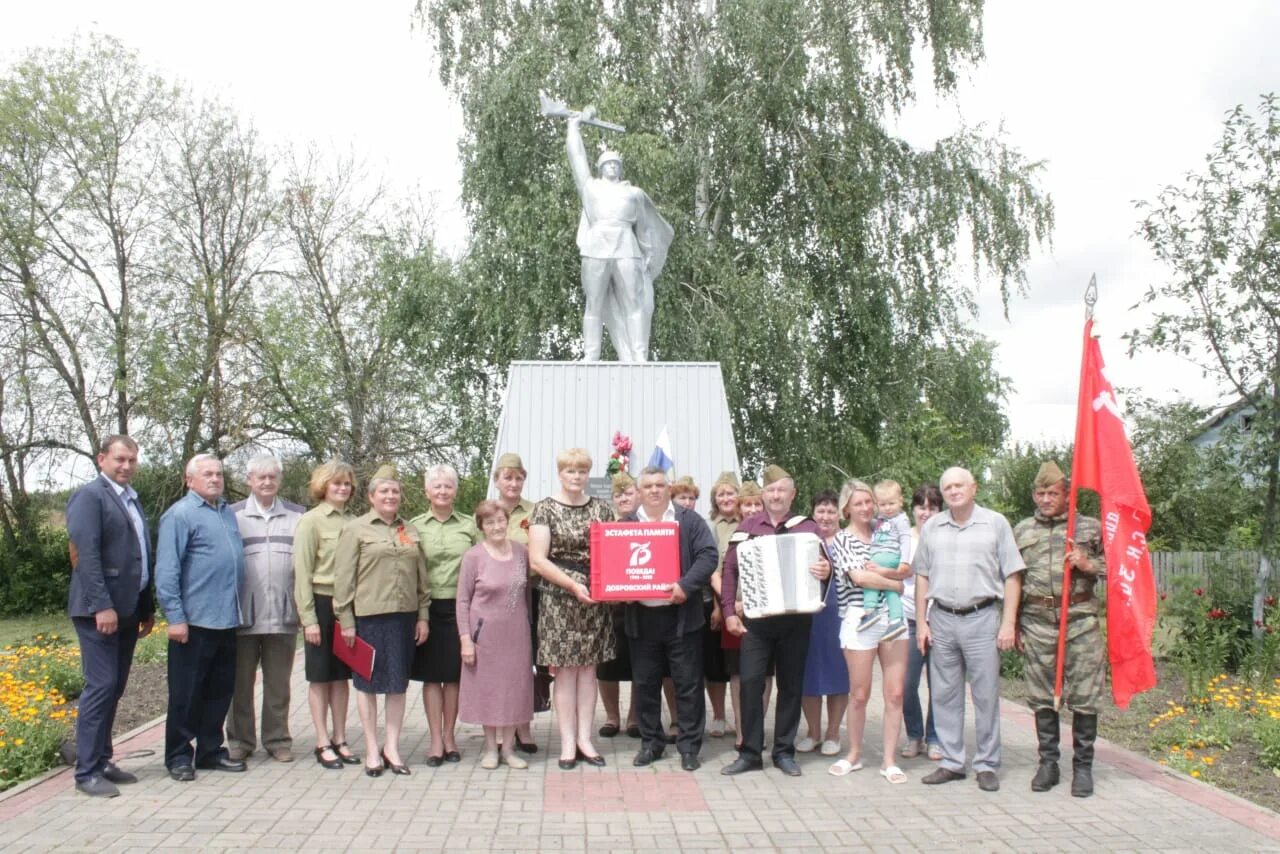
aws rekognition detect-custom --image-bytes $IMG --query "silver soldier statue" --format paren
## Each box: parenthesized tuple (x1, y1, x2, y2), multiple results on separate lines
(546, 95, 672, 362)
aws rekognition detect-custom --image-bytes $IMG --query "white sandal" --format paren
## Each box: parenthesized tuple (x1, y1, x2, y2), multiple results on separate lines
(828, 758, 863, 776)
(880, 765, 908, 784)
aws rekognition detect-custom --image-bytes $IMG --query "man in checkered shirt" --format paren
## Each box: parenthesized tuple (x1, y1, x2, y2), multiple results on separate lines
(913, 467, 1025, 793)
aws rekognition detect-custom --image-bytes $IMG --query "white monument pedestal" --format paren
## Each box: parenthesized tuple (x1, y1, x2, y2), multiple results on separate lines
(488, 361, 740, 510)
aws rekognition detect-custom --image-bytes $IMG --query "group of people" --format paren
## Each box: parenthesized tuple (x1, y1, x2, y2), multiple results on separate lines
(65, 435, 1105, 801)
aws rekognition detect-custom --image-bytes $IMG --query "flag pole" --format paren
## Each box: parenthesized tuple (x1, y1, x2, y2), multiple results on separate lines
(1055, 276, 1098, 710)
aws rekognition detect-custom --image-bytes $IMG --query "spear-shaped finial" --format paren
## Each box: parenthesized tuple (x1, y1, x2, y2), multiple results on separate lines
(1085, 273, 1098, 320)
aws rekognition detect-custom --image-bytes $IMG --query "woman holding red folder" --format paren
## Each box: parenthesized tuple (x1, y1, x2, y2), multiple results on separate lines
(333, 465, 431, 777)
(293, 459, 361, 770)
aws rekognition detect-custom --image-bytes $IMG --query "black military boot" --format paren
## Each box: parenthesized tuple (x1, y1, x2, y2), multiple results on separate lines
(1030, 708, 1060, 791)
(1071, 712, 1098, 798)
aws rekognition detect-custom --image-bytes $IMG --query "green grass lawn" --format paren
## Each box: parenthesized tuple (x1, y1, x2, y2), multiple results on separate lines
(0, 613, 74, 647)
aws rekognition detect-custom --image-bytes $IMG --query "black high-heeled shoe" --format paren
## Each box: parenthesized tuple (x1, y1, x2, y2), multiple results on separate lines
(513, 733, 538, 754)
(381, 751, 411, 776)
(365, 758, 385, 778)
(557, 757, 577, 770)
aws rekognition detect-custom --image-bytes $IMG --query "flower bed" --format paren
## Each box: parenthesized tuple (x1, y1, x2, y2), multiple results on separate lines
(0, 634, 80, 791)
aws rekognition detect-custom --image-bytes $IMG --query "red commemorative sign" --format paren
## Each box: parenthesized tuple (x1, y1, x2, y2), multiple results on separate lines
(588, 521, 681, 601)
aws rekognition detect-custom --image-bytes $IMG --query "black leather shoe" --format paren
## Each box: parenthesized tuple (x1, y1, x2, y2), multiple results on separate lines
(921, 767, 966, 785)
(196, 756, 247, 772)
(101, 762, 138, 784)
(365, 760, 385, 778)
(976, 770, 1000, 792)
(168, 764, 196, 782)
(425, 754, 444, 767)
(626, 724, 641, 738)
(720, 757, 763, 776)
(76, 775, 120, 797)
(332, 741, 361, 765)
(773, 756, 802, 776)
(315, 745, 343, 769)
(382, 751, 411, 775)
(557, 758, 577, 770)
(680, 753, 701, 772)
(513, 733, 538, 754)
(576, 749, 606, 767)
(633, 748, 664, 766)
(443, 750, 462, 763)
(599, 722, 621, 738)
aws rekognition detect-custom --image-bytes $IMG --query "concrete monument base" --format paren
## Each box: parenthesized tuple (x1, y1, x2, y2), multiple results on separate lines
(488, 361, 740, 512)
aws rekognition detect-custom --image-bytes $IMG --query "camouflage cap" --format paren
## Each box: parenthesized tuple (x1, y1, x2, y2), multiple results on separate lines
(762, 464, 791, 486)
(494, 452, 526, 475)
(1034, 461, 1067, 489)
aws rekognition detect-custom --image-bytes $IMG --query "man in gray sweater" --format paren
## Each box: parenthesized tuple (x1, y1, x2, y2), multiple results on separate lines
(227, 455, 304, 762)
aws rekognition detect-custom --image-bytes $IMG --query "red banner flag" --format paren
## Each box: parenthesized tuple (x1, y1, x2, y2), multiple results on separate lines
(1069, 318, 1158, 708)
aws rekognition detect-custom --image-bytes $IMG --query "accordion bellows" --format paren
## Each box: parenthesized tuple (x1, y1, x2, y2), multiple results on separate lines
(737, 532, 825, 618)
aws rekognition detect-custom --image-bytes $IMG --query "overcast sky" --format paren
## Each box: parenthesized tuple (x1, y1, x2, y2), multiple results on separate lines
(5, 0, 1277, 446)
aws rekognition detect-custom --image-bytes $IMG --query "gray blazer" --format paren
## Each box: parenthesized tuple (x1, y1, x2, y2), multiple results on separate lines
(66, 476, 154, 620)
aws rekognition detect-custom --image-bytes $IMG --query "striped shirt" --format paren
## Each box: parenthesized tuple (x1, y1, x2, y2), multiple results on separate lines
(830, 529, 872, 617)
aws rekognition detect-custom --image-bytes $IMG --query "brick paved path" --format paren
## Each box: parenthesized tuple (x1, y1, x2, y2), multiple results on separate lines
(3, 655, 1279, 852)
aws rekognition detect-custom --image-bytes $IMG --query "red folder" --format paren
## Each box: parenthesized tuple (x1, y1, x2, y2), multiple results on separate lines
(332, 622, 376, 681)
(589, 521, 681, 601)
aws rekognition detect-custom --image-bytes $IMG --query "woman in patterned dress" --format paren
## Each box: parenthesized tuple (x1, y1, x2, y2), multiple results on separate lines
(528, 448, 616, 769)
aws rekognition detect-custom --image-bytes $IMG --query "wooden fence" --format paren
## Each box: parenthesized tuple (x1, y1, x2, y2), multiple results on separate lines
(1150, 551, 1274, 595)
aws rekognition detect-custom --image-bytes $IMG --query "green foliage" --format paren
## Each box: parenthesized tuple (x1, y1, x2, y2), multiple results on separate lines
(1160, 576, 1249, 703)
(1129, 94, 1280, 629)
(1258, 715, 1280, 770)
(409, 0, 1052, 486)
(132, 624, 170, 665)
(1127, 396, 1260, 551)
(0, 527, 71, 615)
(999, 649, 1025, 681)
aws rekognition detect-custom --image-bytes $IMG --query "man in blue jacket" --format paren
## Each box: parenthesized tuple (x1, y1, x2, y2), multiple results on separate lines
(155, 454, 246, 781)
(66, 435, 156, 797)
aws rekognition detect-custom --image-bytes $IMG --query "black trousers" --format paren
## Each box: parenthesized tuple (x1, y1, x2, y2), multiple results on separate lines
(72, 615, 140, 782)
(165, 626, 237, 769)
(628, 607, 705, 756)
(739, 613, 811, 763)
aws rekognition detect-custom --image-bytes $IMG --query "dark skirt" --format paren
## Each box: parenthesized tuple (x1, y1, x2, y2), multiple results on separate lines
(596, 606, 633, 681)
(304, 595, 353, 683)
(702, 599, 730, 683)
(412, 599, 461, 683)
(354, 612, 415, 695)
(803, 585, 849, 696)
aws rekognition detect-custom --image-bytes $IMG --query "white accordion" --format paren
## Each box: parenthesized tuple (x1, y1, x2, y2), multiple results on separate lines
(736, 532, 825, 618)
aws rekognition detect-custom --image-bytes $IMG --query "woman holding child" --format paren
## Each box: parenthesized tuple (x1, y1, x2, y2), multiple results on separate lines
(827, 479, 911, 783)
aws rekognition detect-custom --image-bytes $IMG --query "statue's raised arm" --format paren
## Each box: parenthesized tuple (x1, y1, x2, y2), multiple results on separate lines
(543, 95, 672, 362)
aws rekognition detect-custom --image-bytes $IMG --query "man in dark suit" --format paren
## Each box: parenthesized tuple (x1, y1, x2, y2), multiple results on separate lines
(624, 466, 719, 771)
(66, 435, 156, 797)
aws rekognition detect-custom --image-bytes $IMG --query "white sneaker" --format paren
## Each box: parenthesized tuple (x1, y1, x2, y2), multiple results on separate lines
(820, 740, 841, 756)
(795, 737, 817, 753)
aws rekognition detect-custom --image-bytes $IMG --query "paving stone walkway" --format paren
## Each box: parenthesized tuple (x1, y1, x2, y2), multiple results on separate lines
(2, 655, 1279, 852)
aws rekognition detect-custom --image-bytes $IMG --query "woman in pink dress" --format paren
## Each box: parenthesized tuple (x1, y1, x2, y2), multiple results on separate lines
(457, 501, 534, 770)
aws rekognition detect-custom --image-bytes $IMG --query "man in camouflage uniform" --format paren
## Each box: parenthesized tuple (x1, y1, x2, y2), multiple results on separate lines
(1014, 462, 1106, 798)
